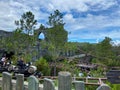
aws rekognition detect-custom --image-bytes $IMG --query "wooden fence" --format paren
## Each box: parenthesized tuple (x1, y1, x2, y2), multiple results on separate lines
(0, 71, 111, 90)
(40, 76, 107, 86)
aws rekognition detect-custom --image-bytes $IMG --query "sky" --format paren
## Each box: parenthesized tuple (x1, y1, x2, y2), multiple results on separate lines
(0, 0, 120, 45)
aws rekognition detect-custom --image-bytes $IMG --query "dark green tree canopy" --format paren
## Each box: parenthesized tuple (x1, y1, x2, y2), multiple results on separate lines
(47, 10, 65, 27)
(96, 37, 115, 60)
(46, 9, 68, 48)
(98, 37, 112, 53)
(46, 25, 68, 48)
(15, 11, 37, 35)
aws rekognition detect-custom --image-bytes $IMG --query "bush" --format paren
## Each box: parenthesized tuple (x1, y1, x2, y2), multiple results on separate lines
(35, 57, 50, 76)
(107, 81, 120, 90)
(85, 85, 98, 90)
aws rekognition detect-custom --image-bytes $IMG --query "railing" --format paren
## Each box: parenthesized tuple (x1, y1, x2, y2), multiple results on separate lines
(39, 76, 107, 85)
(0, 71, 111, 90)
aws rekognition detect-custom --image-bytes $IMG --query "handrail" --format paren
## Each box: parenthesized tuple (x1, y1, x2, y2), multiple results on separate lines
(39, 76, 107, 86)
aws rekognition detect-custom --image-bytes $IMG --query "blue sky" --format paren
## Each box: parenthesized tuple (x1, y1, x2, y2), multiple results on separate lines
(0, 0, 120, 45)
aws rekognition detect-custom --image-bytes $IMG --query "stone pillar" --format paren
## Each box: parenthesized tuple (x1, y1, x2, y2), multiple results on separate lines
(2, 72, 12, 90)
(58, 71, 71, 90)
(43, 78, 55, 90)
(73, 81, 85, 90)
(96, 84, 111, 90)
(16, 74, 24, 90)
(28, 75, 39, 90)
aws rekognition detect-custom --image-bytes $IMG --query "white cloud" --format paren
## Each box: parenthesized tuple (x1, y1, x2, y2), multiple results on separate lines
(64, 14, 84, 31)
(47, 0, 88, 12)
(0, 0, 120, 43)
(75, 13, 120, 30)
(46, 0, 117, 12)
(64, 14, 75, 23)
(0, 0, 119, 31)
(68, 29, 120, 41)
(102, 30, 120, 39)
(87, 0, 118, 11)
(0, 0, 49, 31)
(112, 40, 120, 46)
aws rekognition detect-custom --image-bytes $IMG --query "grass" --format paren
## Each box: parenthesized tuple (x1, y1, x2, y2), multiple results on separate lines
(107, 82, 120, 90)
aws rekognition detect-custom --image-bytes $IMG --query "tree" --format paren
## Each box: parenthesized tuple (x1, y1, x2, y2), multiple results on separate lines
(15, 11, 37, 35)
(47, 10, 68, 48)
(14, 11, 38, 61)
(77, 42, 95, 55)
(46, 10, 68, 76)
(95, 37, 115, 65)
(47, 9, 65, 27)
(64, 42, 78, 56)
(47, 25, 68, 48)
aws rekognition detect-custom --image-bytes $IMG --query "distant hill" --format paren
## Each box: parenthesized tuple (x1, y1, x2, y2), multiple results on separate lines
(0, 30, 13, 38)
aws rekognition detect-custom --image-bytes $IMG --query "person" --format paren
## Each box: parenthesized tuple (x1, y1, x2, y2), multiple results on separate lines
(0, 56, 8, 66)
(17, 57, 26, 69)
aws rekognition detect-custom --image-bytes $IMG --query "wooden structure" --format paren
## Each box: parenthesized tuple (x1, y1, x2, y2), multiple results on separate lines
(106, 70, 120, 84)
(76, 64, 97, 70)
(40, 76, 107, 86)
(0, 71, 111, 90)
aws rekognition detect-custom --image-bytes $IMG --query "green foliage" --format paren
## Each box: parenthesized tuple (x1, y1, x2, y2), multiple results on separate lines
(61, 60, 80, 76)
(1, 10, 120, 79)
(45, 10, 68, 76)
(91, 68, 105, 77)
(91, 58, 98, 63)
(46, 9, 68, 52)
(11, 55, 18, 64)
(35, 57, 50, 76)
(96, 37, 114, 58)
(55, 42, 79, 57)
(47, 9, 64, 26)
(15, 11, 37, 35)
(79, 42, 95, 54)
(111, 84, 120, 90)
(47, 25, 68, 48)
(107, 59, 120, 66)
(85, 85, 98, 90)
(94, 37, 117, 66)
(107, 81, 120, 90)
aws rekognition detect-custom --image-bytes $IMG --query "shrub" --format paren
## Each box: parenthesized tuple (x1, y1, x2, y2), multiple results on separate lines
(35, 57, 50, 76)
